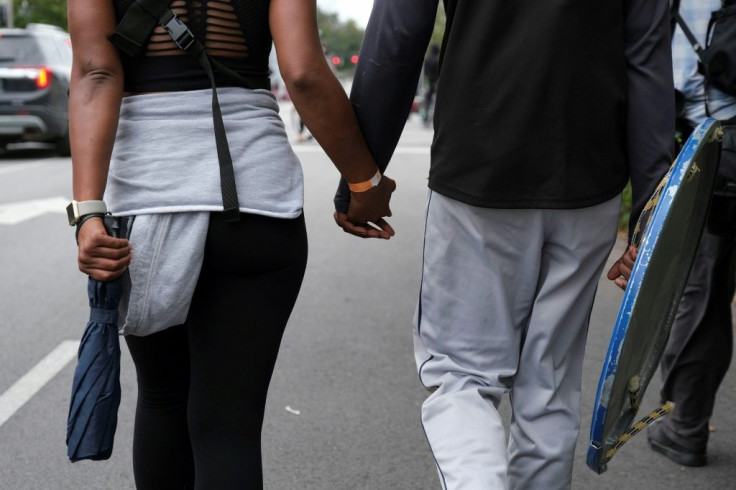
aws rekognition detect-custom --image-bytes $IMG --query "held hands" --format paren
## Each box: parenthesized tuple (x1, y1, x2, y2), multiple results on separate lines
(607, 245, 638, 291)
(334, 175, 397, 239)
(77, 217, 132, 282)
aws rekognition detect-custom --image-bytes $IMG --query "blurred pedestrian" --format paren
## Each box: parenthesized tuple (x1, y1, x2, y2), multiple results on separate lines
(333, 0, 673, 488)
(647, 0, 736, 467)
(422, 43, 440, 126)
(67, 0, 395, 487)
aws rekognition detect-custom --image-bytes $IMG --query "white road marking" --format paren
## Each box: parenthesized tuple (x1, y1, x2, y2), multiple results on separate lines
(0, 162, 44, 177)
(0, 196, 68, 225)
(0, 340, 80, 428)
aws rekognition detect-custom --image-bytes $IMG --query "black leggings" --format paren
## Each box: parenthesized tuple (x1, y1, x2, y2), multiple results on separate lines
(125, 212, 307, 489)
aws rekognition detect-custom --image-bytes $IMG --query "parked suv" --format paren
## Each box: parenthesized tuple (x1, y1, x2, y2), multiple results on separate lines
(0, 24, 72, 155)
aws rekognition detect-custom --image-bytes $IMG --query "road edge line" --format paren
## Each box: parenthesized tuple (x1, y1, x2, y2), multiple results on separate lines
(0, 340, 80, 428)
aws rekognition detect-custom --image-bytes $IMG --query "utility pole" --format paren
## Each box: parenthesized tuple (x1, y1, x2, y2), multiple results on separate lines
(0, 0, 13, 28)
(2, 0, 13, 27)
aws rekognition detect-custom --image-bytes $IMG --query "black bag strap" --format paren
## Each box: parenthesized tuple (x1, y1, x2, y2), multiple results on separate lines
(110, 1, 270, 222)
(158, 11, 240, 221)
(671, 3, 714, 116)
(673, 10, 707, 62)
(109, 0, 170, 58)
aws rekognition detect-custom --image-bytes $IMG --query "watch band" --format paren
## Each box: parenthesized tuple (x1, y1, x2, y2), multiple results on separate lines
(75, 213, 106, 244)
(348, 170, 382, 193)
(66, 200, 107, 226)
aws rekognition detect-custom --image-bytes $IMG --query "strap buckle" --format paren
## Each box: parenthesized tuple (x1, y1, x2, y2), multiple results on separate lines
(160, 11, 195, 51)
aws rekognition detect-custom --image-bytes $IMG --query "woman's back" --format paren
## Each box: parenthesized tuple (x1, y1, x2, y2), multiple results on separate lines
(113, 0, 272, 92)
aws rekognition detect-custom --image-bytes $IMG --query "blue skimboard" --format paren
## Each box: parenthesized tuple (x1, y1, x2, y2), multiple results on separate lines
(587, 118, 723, 474)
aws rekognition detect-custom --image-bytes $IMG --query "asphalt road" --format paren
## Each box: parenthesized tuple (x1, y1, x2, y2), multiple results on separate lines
(0, 111, 734, 489)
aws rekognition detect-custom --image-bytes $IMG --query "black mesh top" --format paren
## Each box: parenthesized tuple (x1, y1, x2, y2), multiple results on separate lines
(112, 0, 272, 92)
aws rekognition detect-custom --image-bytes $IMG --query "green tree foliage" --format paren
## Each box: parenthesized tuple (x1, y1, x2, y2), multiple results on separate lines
(619, 182, 632, 232)
(316, 8, 364, 71)
(430, 2, 446, 47)
(14, 0, 68, 30)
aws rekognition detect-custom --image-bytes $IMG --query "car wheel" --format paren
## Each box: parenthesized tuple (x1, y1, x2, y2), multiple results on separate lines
(56, 132, 71, 157)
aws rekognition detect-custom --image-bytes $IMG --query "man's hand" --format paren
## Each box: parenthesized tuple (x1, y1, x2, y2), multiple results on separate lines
(348, 175, 396, 222)
(334, 211, 395, 239)
(77, 217, 132, 281)
(607, 245, 638, 290)
(336, 175, 397, 239)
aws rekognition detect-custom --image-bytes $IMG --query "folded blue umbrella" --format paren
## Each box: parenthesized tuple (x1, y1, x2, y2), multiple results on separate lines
(66, 278, 123, 462)
(66, 215, 129, 462)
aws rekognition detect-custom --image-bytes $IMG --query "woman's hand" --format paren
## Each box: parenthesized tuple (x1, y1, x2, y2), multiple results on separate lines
(337, 175, 397, 239)
(77, 217, 132, 281)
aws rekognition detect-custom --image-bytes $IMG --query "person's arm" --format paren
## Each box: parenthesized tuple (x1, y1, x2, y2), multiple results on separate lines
(623, 0, 675, 233)
(68, 0, 131, 281)
(333, 0, 439, 235)
(270, 0, 396, 238)
(608, 0, 675, 289)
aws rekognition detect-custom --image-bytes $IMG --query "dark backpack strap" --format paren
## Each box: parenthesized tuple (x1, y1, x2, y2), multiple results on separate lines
(159, 10, 242, 221)
(109, 0, 171, 57)
(674, 10, 706, 62)
(673, 9, 712, 116)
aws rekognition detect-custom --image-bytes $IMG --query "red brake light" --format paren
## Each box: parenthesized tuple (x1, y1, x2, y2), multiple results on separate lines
(9, 65, 54, 90)
(36, 67, 51, 89)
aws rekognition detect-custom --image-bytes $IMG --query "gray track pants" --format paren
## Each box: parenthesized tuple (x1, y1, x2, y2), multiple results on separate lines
(414, 191, 620, 489)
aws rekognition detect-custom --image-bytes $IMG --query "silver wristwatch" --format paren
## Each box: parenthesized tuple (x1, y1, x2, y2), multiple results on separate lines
(66, 200, 107, 226)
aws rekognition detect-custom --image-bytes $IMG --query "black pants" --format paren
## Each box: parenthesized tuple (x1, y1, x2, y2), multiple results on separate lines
(125, 212, 307, 489)
(659, 229, 735, 451)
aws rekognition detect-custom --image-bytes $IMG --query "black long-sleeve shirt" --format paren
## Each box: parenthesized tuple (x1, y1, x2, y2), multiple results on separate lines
(335, 0, 675, 236)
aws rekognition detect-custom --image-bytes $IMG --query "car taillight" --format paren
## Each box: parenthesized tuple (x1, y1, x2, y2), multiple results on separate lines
(1, 66, 54, 92)
(35, 67, 51, 89)
(10, 65, 52, 89)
